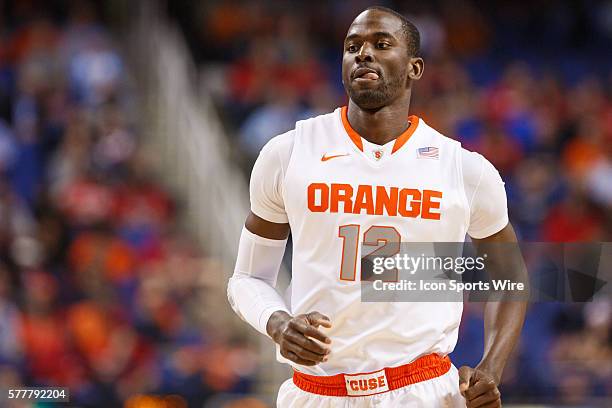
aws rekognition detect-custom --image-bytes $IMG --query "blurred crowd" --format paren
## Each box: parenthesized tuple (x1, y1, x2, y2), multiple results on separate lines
(170, 0, 612, 405)
(0, 1, 260, 407)
(0, 0, 610, 406)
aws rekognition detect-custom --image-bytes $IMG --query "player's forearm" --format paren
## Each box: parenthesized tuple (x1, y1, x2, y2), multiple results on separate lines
(477, 300, 526, 383)
(227, 226, 289, 336)
(228, 274, 289, 335)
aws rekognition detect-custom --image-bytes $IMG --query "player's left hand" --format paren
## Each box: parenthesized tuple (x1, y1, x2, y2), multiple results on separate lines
(458, 366, 501, 408)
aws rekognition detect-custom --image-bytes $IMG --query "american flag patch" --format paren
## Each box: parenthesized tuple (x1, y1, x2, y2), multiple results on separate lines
(417, 146, 439, 159)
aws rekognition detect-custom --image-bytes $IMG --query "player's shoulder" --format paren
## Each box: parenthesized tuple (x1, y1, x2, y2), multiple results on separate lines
(458, 145, 503, 189)
(417, 119, 502, 180)
(296, 108, 340, 127)
(260, 128, 295, 158)
(294, 108, 341, 137)
(418, 118, 488, 163)
(262, 109, 339, 153)
(417, 118, 462, 149)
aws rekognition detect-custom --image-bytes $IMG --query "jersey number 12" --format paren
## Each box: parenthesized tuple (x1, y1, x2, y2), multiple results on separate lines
(338, 224, 400, 282)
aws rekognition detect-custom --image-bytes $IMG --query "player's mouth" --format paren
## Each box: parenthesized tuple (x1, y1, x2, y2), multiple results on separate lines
(352, 67, 380, 83)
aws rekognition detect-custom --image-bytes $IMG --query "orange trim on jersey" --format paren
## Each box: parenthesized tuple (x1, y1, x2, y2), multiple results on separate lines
(292, 353, 451, 397)
(340, 106, 420, 154)
(341, 106, 364, 151)
(391, 115, 419, 153)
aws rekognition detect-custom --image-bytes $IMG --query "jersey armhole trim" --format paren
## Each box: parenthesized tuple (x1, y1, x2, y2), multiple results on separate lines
(457, 144, 472, 231)
(468, 217, 509, 239)
(464, 154, 485, 236)
(281, 128, 297, 211)
(469, 155, 486, 208)
(278, 131, 294, 186)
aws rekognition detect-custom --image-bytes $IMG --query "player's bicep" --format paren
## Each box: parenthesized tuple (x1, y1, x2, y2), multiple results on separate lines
(472, 223, 529, 289)
(246, 211, 289, 240)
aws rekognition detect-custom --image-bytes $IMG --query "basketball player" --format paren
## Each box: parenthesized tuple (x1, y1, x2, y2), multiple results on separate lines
(228, 6, 527, 407)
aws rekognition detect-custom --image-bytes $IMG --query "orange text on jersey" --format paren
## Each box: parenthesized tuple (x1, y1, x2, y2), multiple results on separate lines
(349, 376, 386, 392)
(307, 183, 443, 220)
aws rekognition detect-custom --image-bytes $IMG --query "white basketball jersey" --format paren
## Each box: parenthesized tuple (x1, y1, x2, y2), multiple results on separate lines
(250, 107, 509, 376)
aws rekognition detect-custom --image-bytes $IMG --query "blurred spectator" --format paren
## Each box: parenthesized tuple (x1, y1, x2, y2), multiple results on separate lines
(0, 1, 260, 406)
(0, 264, 21, 366)
(239, 83, 301, 159)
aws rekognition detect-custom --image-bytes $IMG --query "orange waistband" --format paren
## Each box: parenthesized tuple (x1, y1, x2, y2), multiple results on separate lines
(292, 353, 451, 397)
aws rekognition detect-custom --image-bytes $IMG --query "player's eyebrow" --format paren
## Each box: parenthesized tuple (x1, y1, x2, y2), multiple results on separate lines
(345, 33, 361, 42)
(345, 31, 397, 43)
(371, 31, 396, 39)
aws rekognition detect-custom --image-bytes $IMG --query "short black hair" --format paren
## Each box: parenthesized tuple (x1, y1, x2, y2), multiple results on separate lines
(365, 6, 420, 57)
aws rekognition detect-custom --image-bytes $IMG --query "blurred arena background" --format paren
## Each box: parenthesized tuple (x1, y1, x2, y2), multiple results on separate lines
(0, 0, 610, 407)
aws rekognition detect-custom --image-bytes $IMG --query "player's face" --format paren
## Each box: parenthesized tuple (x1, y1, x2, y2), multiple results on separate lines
(342, 10, 411, 110)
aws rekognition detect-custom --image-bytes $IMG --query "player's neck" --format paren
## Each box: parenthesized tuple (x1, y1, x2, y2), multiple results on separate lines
(346, 100, 412, 146)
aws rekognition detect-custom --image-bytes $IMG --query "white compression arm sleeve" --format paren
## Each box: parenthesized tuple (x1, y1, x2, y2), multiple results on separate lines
(227, 227, 290, 336)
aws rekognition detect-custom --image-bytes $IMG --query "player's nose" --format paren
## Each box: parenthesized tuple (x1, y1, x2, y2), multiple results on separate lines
(355, 43, 374, 63)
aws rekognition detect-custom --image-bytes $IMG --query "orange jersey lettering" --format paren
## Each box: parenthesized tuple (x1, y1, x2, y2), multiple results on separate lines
(307, 183, 442, 220)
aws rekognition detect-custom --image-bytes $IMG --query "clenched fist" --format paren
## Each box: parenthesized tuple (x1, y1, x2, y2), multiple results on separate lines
(267, 311, 332, 366)
(458, 366, 501, 408)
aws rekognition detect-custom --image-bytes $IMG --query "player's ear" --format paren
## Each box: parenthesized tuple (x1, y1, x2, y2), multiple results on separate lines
(407, 57, 424, 81)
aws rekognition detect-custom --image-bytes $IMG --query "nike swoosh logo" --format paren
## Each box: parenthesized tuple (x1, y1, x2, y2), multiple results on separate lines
(321, 153, 350, 162)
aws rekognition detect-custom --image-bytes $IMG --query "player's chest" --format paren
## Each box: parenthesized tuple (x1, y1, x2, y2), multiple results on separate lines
(284, 149, 459, 222)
